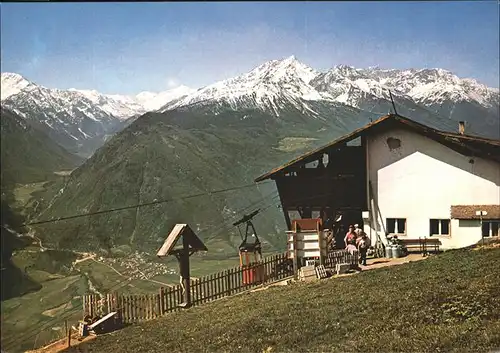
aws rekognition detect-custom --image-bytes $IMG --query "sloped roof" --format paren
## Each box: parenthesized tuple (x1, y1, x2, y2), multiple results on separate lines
(451, 205, 500, 220)
(157, 224, 207, 257)
(255, 114, 500, 182)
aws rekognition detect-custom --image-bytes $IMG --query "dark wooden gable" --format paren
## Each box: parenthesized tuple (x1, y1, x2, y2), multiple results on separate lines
(157, 224, 207, 257)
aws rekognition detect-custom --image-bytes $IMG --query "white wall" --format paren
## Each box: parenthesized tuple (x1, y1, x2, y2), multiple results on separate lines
(366, 128, 500, 249)
(448, 219, 483, 248)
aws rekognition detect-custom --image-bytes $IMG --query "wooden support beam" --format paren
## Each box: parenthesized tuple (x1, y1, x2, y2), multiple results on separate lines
(292, 232, 298, 279)
(180, 234, 192, 307)
(66, 320, 71, 348)
(275, 179, 292, 230)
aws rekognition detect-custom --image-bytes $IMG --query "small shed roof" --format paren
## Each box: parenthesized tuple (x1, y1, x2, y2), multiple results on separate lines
(157, 224, 207, 257)
(451, 205, 500, 220)
(255, 114, 500, 182)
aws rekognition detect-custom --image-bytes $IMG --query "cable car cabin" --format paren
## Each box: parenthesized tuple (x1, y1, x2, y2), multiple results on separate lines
(239, 240, 264, 285)
(234, 209, 266, 285)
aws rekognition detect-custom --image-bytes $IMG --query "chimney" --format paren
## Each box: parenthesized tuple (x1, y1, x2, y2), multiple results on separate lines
(458, 121, 465, 135)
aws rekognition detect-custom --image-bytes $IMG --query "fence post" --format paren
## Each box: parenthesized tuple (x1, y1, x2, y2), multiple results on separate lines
(88, 295, 92, 318)
(107, 293, 111, 314)
(224, 270, 230, 296)
(66, 320, 71, 348)
(156, 293, 160, 318)
(114, 292, 121, 324)
(159, 287, 165, 315)
(292, 232, 299, 280)
(82, 295, 86, 319)
(90, 295, 94, 318)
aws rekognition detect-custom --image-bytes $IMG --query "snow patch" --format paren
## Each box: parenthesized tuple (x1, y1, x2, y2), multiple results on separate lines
(1, 72, 31, 100)
(78, 127, 91, 139)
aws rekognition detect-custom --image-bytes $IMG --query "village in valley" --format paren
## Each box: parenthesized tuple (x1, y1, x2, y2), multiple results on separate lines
(94, 252, 177, 281)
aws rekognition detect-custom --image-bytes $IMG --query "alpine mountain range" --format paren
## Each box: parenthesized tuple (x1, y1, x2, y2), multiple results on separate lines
(2, 56, 499, 157)
(1, 55, 499, 254)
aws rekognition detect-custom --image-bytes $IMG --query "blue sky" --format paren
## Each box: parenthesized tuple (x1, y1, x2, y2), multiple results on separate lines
(1, 1, 498, 95)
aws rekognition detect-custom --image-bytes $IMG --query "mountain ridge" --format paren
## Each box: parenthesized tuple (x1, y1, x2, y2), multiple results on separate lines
(1, 72, 197, 117)
(3, 57, 498, 117)
(2, 57, 498, 156)
(0, 73, 196, 156)
(160, 57, 498, 112)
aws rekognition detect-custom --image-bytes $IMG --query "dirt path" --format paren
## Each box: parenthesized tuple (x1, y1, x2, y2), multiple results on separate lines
(25, 332, 96, 353)
(53, 170, 74, 177)
(73, 254, 95, 265)
(361, 253, 428, 270)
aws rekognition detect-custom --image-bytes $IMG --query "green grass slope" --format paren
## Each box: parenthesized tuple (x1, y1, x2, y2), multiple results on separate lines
(0, 108, 82, 188)
(65, 248, 499, 353)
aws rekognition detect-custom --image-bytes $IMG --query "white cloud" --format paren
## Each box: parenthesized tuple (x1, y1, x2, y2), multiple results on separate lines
(166, 78, 179, 89)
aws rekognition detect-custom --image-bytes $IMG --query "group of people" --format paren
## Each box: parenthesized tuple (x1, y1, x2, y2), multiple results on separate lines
(344, 224, 369, 266)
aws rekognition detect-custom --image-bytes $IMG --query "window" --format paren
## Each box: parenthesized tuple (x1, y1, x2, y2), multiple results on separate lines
(346, 136, 361, 146)
(386, 218, 406, 234)
(482, 220, 500, 237)
(287, 210, 301, 222)
(430, 219, 450, 236)
(305, 160, 319, 168)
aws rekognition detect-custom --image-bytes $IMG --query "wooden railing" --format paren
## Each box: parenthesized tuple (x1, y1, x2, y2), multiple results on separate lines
(83, 250, 356, 324)
(83, 253, 294, 323)
(324, 249, 359, 268)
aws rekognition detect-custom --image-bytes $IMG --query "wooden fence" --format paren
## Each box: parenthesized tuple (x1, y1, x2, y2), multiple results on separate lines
(83, 250, 356, 324)
(83, 253, 294, 323)
(324, 249, 359, 268)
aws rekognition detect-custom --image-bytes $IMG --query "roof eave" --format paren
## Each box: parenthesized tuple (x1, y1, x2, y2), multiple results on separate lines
(254, 114, 393, 182)
(255, 113, 500, 182)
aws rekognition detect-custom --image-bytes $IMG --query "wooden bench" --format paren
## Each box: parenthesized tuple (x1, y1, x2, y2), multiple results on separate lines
(88, 311, 119, 334)
(400, 238, 441, 255)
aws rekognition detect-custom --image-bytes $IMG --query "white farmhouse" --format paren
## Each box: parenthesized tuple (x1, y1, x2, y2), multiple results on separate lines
(256, 114, 500, 251)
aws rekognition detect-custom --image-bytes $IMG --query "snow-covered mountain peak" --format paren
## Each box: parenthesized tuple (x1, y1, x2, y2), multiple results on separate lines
(159, 56, 327, 114)
(135, 85, 196, 111)
(368, 68, 499, 107)
(1, 72, 33, 100)
(322, 65, 365, 82)
(1, 72, 26, 81)
(334, 64, 357, 71)
(136, 85, 193, 99)
(68, 88, 100, 96)
(68, 88, 107, 104)
(309, 65, 499, 109)
(243, 56, 319, 85)
(310, 65, 393, 106)
(2, 72, 196, 120)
